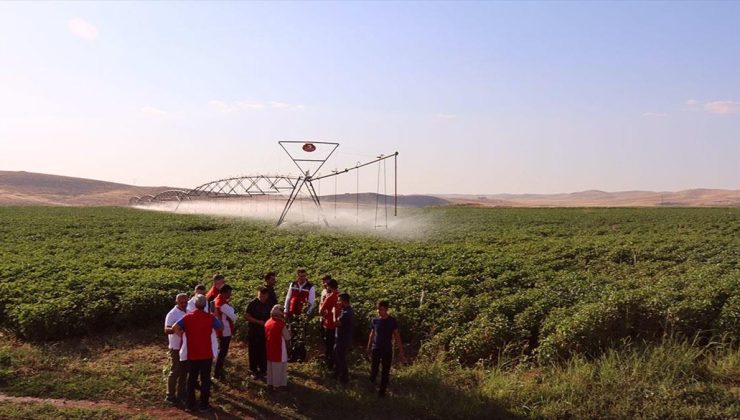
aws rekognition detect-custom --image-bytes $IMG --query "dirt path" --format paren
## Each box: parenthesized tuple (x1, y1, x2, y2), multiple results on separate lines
(0, 393, 249, 419)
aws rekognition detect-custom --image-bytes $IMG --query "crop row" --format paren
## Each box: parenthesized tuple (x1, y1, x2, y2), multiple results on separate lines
(0, 206, 737, 364)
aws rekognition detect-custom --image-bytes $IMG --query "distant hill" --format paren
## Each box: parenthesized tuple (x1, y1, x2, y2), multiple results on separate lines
(0, 171, 448, 208)
(0, 171, 174, 206)
(1, 171, 737, 207)
(441, 189, 740, 207)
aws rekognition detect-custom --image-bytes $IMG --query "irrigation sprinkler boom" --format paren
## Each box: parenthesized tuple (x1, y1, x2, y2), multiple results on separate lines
(129, 142, 398, 228)
(275, 141, 397, 227)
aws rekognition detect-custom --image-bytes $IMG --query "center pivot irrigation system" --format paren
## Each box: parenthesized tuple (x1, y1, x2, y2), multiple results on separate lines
(129, 141, 399, 228)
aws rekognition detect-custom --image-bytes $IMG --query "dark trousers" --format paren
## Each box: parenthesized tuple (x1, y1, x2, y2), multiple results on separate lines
(213, 336, 231, 379)
(167, 349, 187, 399)
(370, 348, 393, 395)
(187, 358, 213, 409)
(334, 339, 350, 383)
(248, 332, 267, 375)
(288, 315, 306, 362)
(323, 328, 336, 370)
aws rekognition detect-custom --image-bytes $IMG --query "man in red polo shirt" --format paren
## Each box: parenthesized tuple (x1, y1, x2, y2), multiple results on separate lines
(283, 268, 316, 362)
(319, 279, 339, 371)
(206, 273, 225, 313)
(173, 295, 223, 412)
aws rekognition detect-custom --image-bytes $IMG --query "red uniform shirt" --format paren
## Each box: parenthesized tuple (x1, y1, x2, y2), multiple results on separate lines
(287, 281, 314, 316)
(265, 317, 287, 362)
(319, 291, 339, 329)
(176, 310, 223, 361)
(205, 286, 220, 312)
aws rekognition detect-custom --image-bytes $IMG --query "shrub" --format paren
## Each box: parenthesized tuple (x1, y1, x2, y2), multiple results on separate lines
(536, 292, 664, 363)
(448, 313, 513, 364)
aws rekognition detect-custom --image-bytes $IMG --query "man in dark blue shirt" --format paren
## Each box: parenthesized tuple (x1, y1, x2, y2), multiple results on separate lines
(333, 293, 353, 384)
(244, 286, 273, 379)
(367, 300, 406, 397)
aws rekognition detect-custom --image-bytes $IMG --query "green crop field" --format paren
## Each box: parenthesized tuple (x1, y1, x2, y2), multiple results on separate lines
(0, 206, 738, 419)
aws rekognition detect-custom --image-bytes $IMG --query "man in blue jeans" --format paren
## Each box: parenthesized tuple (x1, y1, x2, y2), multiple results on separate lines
(366, 300, 406, 397)
(333, 293, 353, 384)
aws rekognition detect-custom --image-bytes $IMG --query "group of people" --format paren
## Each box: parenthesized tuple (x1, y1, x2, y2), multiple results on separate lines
(163, 270, 406, 412)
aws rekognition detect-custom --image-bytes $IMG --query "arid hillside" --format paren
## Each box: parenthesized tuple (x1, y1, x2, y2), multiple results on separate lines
(0, 171, 447, 207)
(0, 171, 174, 206)
(1, 171, 737, 207)
(441, 189, 740, 207)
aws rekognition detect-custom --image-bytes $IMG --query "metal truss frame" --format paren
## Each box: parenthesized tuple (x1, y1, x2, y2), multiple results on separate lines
(275, 141, 339, 227)
(129, 175, 299, 206)
(130, 142, 399, 228)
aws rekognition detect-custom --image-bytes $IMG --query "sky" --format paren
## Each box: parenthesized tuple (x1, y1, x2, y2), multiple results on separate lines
(0, 1, 738, 195)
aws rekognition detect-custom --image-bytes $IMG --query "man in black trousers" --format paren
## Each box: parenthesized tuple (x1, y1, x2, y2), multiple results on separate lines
(333, 293, 353, 384)
(245, 286, 272, 379)
(367, 300, 406, 397)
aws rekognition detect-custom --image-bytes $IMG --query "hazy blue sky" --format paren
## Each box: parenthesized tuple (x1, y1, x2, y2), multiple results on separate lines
(1, 1, 738, 194)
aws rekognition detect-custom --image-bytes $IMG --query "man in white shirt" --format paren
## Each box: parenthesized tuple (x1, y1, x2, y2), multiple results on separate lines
(186, 284, 207, 312)
(164, 293, 189, 404)
(213, 284, 237, 380)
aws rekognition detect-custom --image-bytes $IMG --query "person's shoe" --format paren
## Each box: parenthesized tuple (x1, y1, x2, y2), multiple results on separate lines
(184, 405, 195, 412)
(164, 396, 177, 405)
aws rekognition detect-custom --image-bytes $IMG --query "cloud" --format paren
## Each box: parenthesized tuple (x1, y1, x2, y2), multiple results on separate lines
(208, 100, 304, 113)
(67, 17, 99, 41)
(207, 100, 231, 112)
(140, 106, 168, 117)
(435, 113, 457, 119)
(641, 112, 668, 117)
(703, 100, 740, 115)
(684, 98, 740, 114)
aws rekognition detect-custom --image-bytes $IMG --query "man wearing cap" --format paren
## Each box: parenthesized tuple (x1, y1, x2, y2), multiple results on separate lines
(213, 284, 236, 380)
(283, 268, 315, 362)
(265, 304, 291, 390)
(173, 295, 223, 412)
(164, 293, 188, 404)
